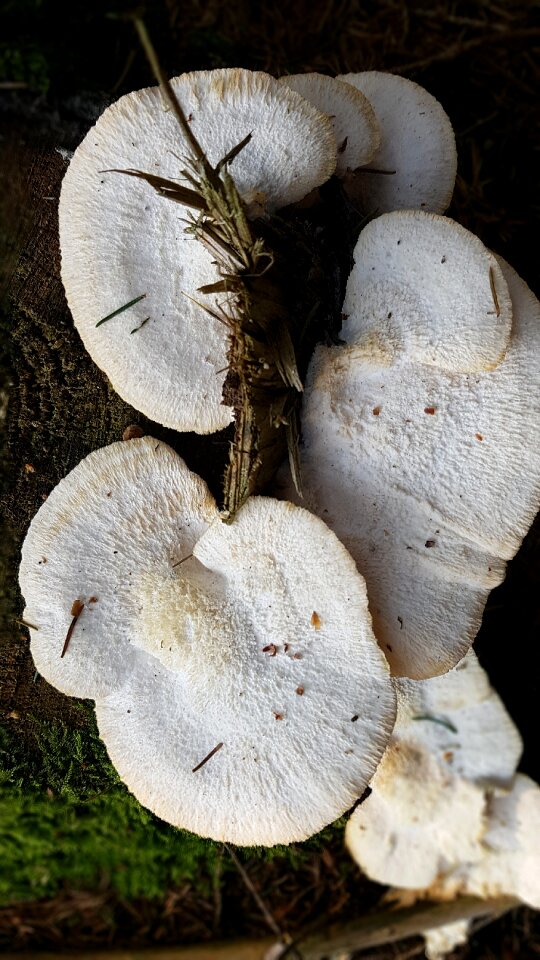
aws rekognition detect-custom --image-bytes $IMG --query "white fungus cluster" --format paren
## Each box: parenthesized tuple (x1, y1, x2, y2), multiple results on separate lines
(20, 67, 540, 865)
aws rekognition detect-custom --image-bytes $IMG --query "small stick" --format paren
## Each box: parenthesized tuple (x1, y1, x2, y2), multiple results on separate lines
(134, 19, 218, 185)
(353, 167, 397, 175)
(172, 553, 193, 567)
(15, 618, 39, 631)
(61, 600, 84, 658)
(489, 266, 501, 317)
(192, 742, 224, 772)
(130, 316, 150, 334)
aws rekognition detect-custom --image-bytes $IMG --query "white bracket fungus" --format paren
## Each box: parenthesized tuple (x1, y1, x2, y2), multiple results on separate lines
(286, 214, 540, 678)
(339, 71, 457, 214)
(346, 653, 540, 956)
(19, 437, 395, 845)
(59, 68, 337, 434)
(279, 72, 381, 176)
(345, 651, 524, 889)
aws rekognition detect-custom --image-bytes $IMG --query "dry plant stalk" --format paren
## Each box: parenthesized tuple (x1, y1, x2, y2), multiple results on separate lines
(116, 20, 356, 519)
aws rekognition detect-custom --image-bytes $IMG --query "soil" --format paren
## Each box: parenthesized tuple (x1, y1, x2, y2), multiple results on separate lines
(1, 0, 539, 956)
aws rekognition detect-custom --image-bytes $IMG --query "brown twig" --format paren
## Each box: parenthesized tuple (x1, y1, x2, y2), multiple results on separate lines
(224, 844, 304, 960)
(192, 742, 224, 772)
(61, 600, 84, 658)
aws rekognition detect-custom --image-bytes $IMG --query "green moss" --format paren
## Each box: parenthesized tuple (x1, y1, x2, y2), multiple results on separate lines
(0, 714, 346, 906)
(0, 782, 224, 904)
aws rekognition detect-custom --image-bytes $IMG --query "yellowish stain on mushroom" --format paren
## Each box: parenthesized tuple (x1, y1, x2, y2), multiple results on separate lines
(311, 611, 322, 629)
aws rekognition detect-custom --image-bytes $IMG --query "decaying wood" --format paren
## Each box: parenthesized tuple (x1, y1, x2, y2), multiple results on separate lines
(289, 894, 519, 959)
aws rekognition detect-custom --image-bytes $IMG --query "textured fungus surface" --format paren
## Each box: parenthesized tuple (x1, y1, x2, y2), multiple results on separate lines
(19, 437, 395, 845)
(286, 216, 540, 678)
(59, 68, 336, 434)
(339, 71, 457, 214)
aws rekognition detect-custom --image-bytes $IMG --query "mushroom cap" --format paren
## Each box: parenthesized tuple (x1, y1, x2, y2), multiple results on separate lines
(345, 738, 486, 888)
(428, 775, 540, 911)
(19, 437, 395, 845)
(341, 211, 512, 374)
(278, 73, 380, 176)
(422, 921, 470, 960)
(396, 651, 522, 788)
(59, 68, 337, 433)
(338, 71, 457, 214)
(284, 221, 540, 678)
(345, 651, 520, 888)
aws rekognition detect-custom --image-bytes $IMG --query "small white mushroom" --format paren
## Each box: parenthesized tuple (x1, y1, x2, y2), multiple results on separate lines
(279, 73, 380, 176)
(345, 652, 522, 888)
(59, 69, 337, 434)
(19, 437, 395, 845)
(284, 214, 540, 678)
(422, 921, 470, 960)
(338, 71, 457, 214)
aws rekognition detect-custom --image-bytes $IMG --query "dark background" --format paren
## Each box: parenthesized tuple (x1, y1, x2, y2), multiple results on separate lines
(1, 1, 539, 956)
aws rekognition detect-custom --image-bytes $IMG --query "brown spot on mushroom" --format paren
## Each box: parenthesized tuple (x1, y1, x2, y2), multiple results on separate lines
(106, 491, 112, 497)
(372, 406, 381, 416)
(284, 643, 290, 652)
(273, 712, 284, 720)
(425, 539, 436, 548)
(310, 611, 321, 629)
(424, 407, 436, 415)
(397, 616, 403, 630)
(88, 596, 98, 604)
(262, 644, 277, 656)
(38, 557, 47, 565)
(122, 424, 144, 441)
(476, 433, 484, 441)
(444, 751, 454, 762)
(296, 686, 305, 696)
(293, 653, 303, 660)
(351, 714, 359, 722)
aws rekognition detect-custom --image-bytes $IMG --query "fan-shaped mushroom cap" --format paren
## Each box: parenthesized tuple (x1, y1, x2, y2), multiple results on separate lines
(345, 738, 486, 888)
(346, 654, 538, 905)
(283, 218, 540, 678)
(341, 212, 512, 374)
(429, 775, 540, 910)
(279, 73, 380, 176)
(345, 652, 519, 888)
(338, 72, 457, 214)
(59, 69, 336, 433)
(19, 437, 395, 845)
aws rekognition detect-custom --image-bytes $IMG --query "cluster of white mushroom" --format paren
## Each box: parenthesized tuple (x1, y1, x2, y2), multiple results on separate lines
(19, 65, 540, 892)
(346, 652, 540, 957)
